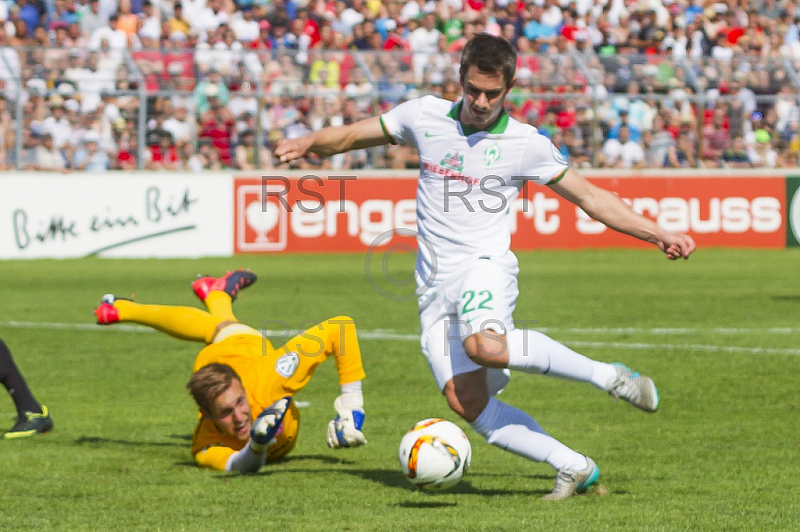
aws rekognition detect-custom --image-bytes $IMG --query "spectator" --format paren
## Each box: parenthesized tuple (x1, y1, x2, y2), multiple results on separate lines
(115, 134, 139, 170)
(72, 131, 111, 172)
(52, 0, 80, 27)
(230, 6, 259, 42)
(163, 105, 194, 145)
(0, 26, 21, 101)
(228, 81, 258, 121)
(234, 129, 272, 170)
(601, 125, 646, 169)
(41, 95, 74, 150)
(408, 12, 442, 83)
(139, 1, 163, 41)
(644, 115, 676, 168)
(189, 139, 224, 170)
(148, 133, 180, 170)
(18, 0, 41, 39)
(19, 129, 41, 170)
(167, 2, 191, 37)
(146, 113, 172, 146)
(607, 109, 642, 143)
(722, 135, 753, 168)
(80, 0, 106, 38)
(198, 101, 234, 166)
(664, 131, 698, 168)
(562, 128, 591, 168)
(749, 129, 778, 167)
(193, 68, 230, 115)
(89, 14, 129, 50)
(701, 107, 731, 167)
(33, 133, 69, 172)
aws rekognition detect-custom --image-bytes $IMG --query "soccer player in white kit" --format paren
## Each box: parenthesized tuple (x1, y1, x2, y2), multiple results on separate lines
(276, 34, 696, 500)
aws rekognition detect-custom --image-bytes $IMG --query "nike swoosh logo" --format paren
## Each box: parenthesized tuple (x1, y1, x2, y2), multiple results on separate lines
(424, 132, 440, 138)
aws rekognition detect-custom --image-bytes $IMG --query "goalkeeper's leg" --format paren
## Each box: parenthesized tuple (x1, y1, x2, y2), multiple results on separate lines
(95, 295, 224, 343)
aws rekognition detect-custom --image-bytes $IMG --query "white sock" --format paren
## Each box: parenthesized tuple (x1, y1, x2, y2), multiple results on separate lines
(341, 381, 362, 395)
(506, 328, 617, 389)
(469, 397, 587, 471)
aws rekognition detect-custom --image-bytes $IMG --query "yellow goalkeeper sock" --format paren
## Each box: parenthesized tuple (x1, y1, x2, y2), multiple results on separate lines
(113, 300, 222, 343)
(203, 291, 237, 322)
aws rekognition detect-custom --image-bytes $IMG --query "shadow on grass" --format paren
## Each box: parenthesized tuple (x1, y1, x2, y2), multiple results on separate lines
(772, 295, 800, 301)
(74, 435, 189, 447)
(218, 461, 548, 496)
(394, 500, 457, 508)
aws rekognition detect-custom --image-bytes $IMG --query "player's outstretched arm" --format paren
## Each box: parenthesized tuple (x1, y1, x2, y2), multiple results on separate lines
(549, 168, 696, 260)
(275, 116, 390, 162)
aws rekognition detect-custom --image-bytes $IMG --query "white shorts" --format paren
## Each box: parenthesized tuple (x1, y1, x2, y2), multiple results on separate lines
(418, 256, 518, 392)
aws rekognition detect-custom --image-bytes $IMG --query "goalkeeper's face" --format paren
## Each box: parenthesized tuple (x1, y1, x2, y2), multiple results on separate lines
(206, 378, 253, 442)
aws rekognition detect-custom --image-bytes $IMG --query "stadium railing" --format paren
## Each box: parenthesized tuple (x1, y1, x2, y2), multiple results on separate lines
(2, 46, 799, 170)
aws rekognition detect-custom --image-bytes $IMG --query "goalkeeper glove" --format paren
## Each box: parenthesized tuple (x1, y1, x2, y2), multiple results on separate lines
(326, 393, 366, 449)
(250, 396, 291, 452)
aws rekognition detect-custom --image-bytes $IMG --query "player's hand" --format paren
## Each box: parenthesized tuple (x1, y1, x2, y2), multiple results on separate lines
(274, 137, 313, 164)
(659, 233, 696, 260)
(251, 396, 291, 446)
(326, 393, 366, 449)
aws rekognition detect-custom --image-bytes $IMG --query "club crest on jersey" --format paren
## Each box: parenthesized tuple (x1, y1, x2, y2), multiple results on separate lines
(484, 143, 501, 167)
(440, 151, 464, 172)
(275, 352, 300, 377)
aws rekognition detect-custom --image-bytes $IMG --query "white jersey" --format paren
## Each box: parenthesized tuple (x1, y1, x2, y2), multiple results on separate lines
(380, 95, 568, 288)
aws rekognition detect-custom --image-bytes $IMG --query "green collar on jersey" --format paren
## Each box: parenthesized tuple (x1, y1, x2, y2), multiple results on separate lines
(447, 101, 510, 136)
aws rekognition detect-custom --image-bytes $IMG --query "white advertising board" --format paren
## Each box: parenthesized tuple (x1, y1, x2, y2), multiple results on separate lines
(0, 174, 234, 258)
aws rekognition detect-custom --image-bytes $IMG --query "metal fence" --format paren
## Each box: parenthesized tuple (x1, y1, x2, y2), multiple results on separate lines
(1, 46, 799, 170)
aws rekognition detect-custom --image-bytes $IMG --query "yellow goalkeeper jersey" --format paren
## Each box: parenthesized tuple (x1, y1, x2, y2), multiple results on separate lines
(190, 317, 365, 471)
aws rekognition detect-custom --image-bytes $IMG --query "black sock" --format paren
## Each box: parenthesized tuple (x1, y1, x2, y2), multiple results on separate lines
(0, 339, 42, 416)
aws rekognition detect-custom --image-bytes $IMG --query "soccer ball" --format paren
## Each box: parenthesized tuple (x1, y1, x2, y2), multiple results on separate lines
(398, 418, 472, 492)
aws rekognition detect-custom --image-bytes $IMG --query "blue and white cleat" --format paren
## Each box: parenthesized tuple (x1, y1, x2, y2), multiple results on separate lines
(608, 363, 659, 412)
(543, 456, 600, 500)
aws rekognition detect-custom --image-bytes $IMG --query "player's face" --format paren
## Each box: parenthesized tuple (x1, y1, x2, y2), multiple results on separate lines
(208, 378, 252, 442)
(460, 65, 510, 130)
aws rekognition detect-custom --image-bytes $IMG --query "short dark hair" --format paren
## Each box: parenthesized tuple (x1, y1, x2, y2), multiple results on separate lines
(460, 34, 517, 89)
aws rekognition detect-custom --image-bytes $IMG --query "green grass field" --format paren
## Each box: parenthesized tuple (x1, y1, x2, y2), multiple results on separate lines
(1, 249, 799, 531)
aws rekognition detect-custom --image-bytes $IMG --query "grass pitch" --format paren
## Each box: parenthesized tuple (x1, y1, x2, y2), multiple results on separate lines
(1, 249, 799, 531)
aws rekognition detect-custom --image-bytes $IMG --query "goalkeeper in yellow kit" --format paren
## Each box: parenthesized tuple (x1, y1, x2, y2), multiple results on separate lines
(94, 269, 367, 472)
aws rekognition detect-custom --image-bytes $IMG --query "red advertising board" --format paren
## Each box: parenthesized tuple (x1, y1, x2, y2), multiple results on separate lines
(234, 176, 786, 253)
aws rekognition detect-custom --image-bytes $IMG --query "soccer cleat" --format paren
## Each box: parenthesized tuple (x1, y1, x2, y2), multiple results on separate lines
(607, 363, 660, 412)
(3, 405, 54, 439)
(94, 294, 130, 325)
(542, 456, 599, 501)
(192, 269, 257, 302)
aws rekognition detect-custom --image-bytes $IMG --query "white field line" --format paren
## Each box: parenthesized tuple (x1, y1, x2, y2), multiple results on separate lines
(3, 321, 800, 356)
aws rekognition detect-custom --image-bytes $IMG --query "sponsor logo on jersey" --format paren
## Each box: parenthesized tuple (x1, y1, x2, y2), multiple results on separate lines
(275, 352, 300, 377)
(484, 143, 501, 167)
(440, 151, 465, 172)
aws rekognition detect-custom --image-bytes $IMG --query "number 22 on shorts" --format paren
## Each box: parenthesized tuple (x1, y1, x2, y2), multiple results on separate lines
(461, 290, 494, 316)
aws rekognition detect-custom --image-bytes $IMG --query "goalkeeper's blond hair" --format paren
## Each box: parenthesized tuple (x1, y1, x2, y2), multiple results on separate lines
(186, 363, 241, 414)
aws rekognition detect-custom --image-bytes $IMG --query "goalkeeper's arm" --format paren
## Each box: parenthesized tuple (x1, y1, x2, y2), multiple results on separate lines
(225, 440, 268, 473)
(225, 397, 292, 472)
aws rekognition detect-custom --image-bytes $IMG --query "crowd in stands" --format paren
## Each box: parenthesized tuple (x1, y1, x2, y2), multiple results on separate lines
(0, 0, 799, 171)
